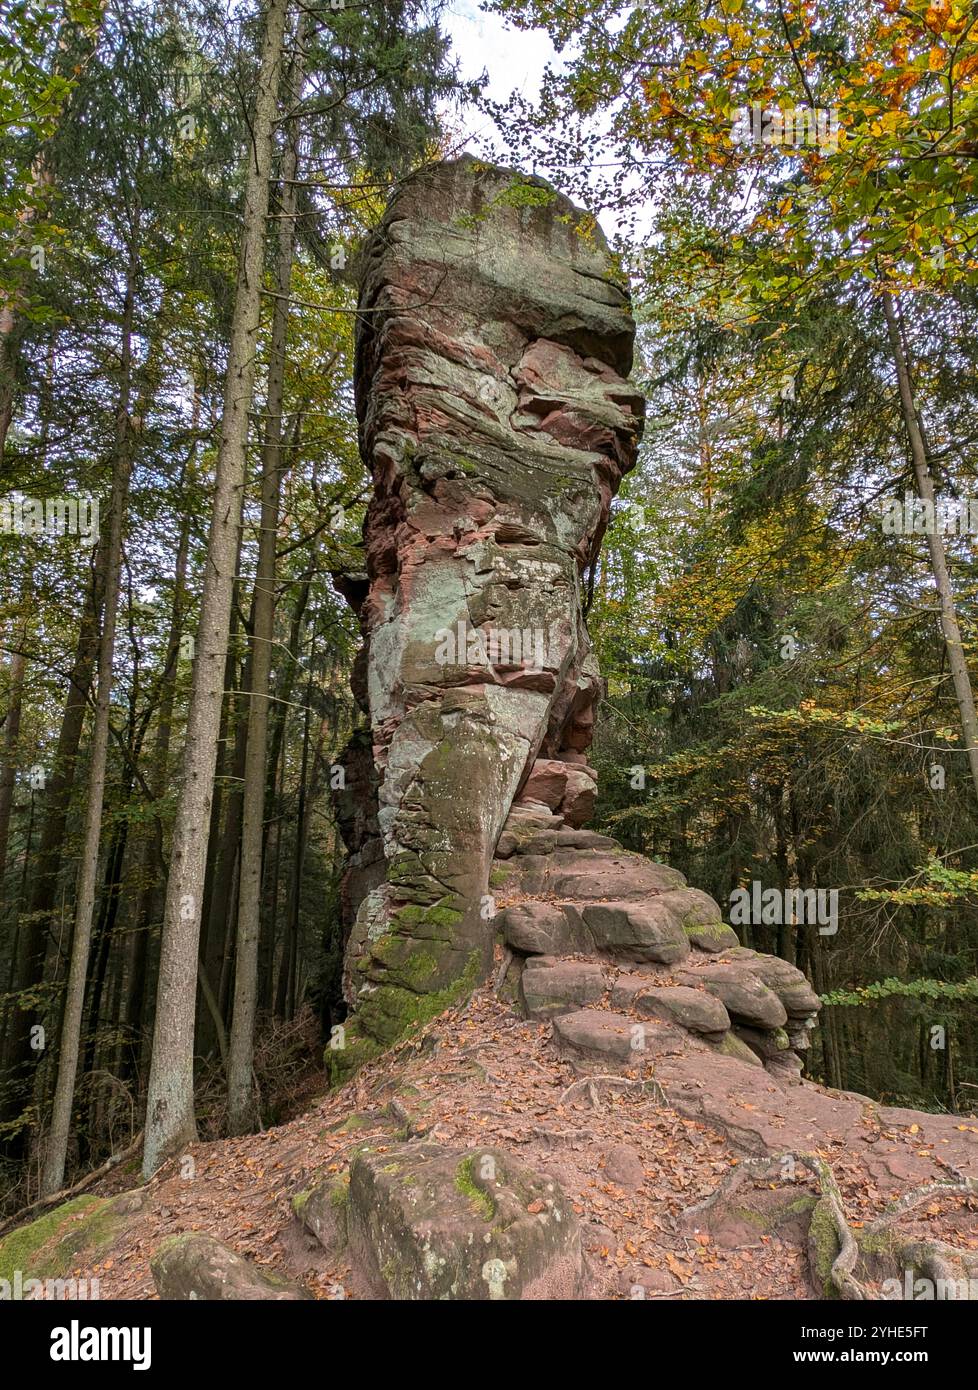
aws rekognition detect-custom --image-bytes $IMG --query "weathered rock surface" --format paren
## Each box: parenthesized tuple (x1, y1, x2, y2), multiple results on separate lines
(344, 1143, 586, 1299)
(150, 1232, 312, 1301)
(490, 812, 821, 1083)
(678, 961, 788, 1030)
(332, 156, 644, 1067)
(630, 984, 731, 1036)
(582, 899, 690, 963)
(520, 957, 606, 1017)
(0, 1190, 144, 1290)
(498, 900, 586, 955)
(292, 1174, 350, 1256)
(553, 1009, 684, 1065)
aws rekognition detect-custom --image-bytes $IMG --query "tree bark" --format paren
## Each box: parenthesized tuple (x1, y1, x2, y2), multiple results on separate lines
(0, 646, 27, 891)
(0, 508, 104, 1150)
(882, 290, 978, 805)
(227, 27, 306, 1132)
(119, 459, 193, 1091)
(41, 248, 138, 1195)
(142, 0, 290, 1177)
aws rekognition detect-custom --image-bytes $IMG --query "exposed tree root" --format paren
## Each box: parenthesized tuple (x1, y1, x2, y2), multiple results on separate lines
(559, 1074, 666, 1109)
(682, 1152, 978, 1300)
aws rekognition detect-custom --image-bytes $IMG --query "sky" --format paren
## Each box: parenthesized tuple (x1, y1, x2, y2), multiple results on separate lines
(436, 2, 651, 244)
(438, 0, 557, 157)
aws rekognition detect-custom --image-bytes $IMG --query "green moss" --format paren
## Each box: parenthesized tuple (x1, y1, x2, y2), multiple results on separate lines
(327, 950, 484, 1086)
(455, 1157, 495, 1222)
(154, 1232, 187, 1257)
(854, 1227, 896, 1258)
(327, 1111, 374, 1134)
(431, 905, 464, 927)
(0, 1194, 131, 1283)
(488, 865, 512, 888)
(729, 1205, 771, 1232)
(392, 904, 427, 927)
(683, 918, 726, 937)
(714, 1032, 763, 1066)
(400, 950, 439, 984)
(808, 1198, 842, 1298)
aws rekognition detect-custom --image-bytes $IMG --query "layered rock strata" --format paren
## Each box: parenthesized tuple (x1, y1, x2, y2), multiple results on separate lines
(333, 155, 644, 1064)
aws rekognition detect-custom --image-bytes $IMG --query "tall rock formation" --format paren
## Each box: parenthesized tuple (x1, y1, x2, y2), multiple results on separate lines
(333, 156, 644, 1067)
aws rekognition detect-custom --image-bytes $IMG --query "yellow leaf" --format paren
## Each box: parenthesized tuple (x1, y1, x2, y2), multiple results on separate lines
(929, 46, 945, 71)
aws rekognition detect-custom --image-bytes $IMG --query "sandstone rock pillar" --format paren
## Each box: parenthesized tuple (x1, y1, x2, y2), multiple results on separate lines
(333, 156, 644, 1066)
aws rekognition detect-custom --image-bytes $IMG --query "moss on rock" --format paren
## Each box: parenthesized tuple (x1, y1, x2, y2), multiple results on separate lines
(0, 1190, 140, 1284)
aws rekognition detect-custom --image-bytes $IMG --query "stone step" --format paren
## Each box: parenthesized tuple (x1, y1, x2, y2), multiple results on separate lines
(520, 957, 607, 1018)
(552, 1008, 685, 1066)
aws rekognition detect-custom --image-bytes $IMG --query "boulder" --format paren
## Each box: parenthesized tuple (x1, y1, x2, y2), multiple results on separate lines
(552, 1009, 683, 1064)
(497, 901, 589, 956)
(685, 921, 741, 953)
(610, 967, 667, 1009)
(725, 950, 822, 1017)
(656, 887, 723, 927)
(711, 1030, 765, 1068)
(0, 1190, 144, 1291)
(151, 1232, 312, 1301)
(520, 759, 568, 810)
(548, 851, 686, 902)
(559, 767, 597, 827)
(733, 1024, 793, 1060)
(520, 958, 607, 1018)
(293, 1174, 350, 1255)
(346, 1143, 586, 1299)
(631, 985, 730, 1036)
(513, 830, 559, 857)
(680, 962, 788, 1029)
(583, 900, 690, 964)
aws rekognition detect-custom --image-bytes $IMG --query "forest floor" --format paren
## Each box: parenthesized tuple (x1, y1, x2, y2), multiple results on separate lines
(66, 953, 978, 1301)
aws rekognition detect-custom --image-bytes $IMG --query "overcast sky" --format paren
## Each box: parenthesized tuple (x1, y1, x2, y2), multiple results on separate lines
(440, 0, 556, 153)
(438, 2, 653, 246)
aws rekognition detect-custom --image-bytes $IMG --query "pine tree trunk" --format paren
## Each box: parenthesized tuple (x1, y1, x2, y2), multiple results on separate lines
(142, 0, 290, 1177)
(0, 645, 27, 890)
(119, 462, 193, 1092)
(0, 489, 104, 1153)
(882, 290, 978, 805)
(227, 30, 306, 1132)
(40, 251, 138, 1195)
